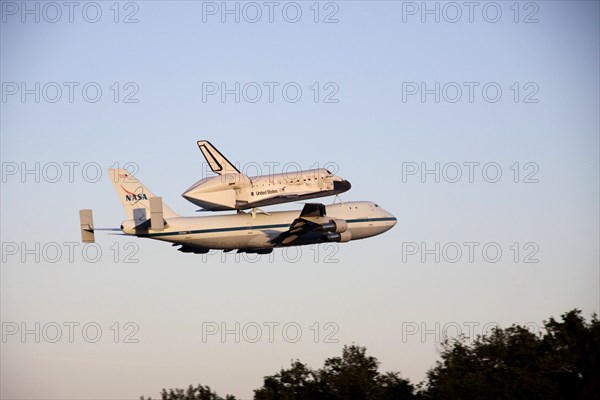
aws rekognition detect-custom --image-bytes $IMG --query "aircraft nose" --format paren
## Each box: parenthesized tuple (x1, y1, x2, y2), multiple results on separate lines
(333, 179, 351, 193)
(380, 207, 397, 231)
(386, 208, 397, 223)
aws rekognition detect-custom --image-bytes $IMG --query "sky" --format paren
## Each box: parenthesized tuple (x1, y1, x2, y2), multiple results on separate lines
(1, 1, 599, 399)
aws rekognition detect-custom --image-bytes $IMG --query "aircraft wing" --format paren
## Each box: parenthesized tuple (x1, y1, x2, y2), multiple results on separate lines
(270, 203, 338, 246)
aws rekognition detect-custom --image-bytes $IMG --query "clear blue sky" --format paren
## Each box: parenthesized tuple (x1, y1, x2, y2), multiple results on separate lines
(1, 1, 598, 398)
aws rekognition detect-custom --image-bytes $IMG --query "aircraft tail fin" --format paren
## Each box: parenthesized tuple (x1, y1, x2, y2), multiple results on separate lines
(108, 168, 180, 224)
(197, 140, 240, 175)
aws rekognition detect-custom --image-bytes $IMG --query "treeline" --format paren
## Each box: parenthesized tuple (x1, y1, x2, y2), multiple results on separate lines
(141, 309, 599, 400)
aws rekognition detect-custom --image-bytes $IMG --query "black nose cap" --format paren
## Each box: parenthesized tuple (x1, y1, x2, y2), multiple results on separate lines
(333, 180, 352, 193)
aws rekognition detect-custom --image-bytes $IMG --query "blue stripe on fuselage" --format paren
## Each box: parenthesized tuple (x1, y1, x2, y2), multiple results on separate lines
(139, 217, 397, 238)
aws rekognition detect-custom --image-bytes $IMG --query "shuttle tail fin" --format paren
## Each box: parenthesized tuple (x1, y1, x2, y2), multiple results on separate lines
(197, 140, 240, 175)
(108, 168, 180, 225)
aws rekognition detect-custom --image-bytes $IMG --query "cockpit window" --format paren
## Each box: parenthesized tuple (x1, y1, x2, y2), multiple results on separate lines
(375, 204, 379, 207)
(326, 169, 332, 174)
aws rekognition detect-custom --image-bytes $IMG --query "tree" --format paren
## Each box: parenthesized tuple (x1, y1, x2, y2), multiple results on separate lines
(376, 372, 420, 400)
(141, 310, 599, 400)
(422, 309, 600, 400)
(140, 384, 236, 400)
(319, 344, 397, 399)
(253, 345, 417, 400)
(254, 360, 325, 400)
(542, 309, 600, 399)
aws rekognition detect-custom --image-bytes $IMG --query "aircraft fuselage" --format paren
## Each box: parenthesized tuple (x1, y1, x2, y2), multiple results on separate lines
(121, 201, 395, 253)
(182, 168, 351, 211)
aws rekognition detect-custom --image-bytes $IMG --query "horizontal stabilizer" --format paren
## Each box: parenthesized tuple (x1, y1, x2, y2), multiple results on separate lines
(150, 197, 165, 231)
(79, 209, 95, 243)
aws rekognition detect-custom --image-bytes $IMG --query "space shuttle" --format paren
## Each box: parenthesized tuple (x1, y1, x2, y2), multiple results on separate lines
(182, 140, 352, 211)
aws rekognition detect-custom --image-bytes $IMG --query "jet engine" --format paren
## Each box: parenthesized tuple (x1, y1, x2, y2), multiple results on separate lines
(176, 244, 210, 254)
(325, 230, 352, 243)
(318, 219, 348, 233)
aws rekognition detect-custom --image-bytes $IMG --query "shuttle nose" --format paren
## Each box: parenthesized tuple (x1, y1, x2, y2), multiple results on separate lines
(333, 178, 351, 193)
(181, 191, 194, 203)
(181, 185, 200, 205)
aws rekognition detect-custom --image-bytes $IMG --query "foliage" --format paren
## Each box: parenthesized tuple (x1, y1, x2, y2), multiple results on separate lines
(140, 384, 236, 400)
(141, 309, 599, 400)
(253, 345, 417, 400)
(421, 309, 600, 400)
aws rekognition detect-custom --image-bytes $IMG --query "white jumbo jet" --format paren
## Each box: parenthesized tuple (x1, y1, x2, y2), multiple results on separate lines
(182, 140, 352, 211)
(79, 169, 396, 255)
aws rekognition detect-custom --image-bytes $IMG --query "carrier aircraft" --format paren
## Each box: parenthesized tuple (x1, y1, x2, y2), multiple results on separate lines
(79, 169, 396, 255)
(182, 140, 352, 211)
